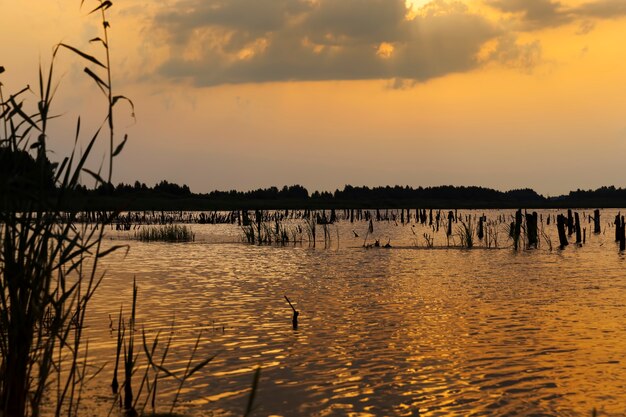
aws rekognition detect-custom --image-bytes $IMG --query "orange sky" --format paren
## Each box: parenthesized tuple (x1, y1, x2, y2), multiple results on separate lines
(2, 0, 626, 195)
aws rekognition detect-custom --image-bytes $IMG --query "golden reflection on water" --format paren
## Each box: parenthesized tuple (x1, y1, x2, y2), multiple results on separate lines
(72, 210, 626, 416)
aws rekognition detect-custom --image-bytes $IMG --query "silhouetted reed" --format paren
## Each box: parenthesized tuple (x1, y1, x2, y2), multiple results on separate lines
(2, 4, 268, 416)
(304, 218, 316, 248)
(423, 233, 434, 248)
(457, 221, 474, 249)
(363, 218, 374, 247)
(244, 367, 261, 417)
(135, 225, 195, 242)
(241, 217, 304, 245)
(540, 223, 553, 251)
(484, 220, 500, 249)
(0, 1, 133, 415)
(105, 280, 216, 416)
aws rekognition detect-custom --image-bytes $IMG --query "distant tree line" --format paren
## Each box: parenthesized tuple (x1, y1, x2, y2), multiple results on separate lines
(85, 180, 193, 196)
(81, 181, 546, 204)
(6, 146, 626, 209)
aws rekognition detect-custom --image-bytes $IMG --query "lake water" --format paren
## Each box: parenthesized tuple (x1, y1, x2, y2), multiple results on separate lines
(77, 209, 626, 416)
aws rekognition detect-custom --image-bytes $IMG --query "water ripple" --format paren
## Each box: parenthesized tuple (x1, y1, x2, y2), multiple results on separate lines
(70, 209, 626, 416)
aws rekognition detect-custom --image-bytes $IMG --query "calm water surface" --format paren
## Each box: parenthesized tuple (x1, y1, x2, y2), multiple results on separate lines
(78, 209, 626, 416)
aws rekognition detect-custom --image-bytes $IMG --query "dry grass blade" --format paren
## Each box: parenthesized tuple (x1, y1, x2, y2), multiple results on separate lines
(89, 36, 108, 47)
(112, 306, 124, 394)
(97, 244, 129, 259)
(89, 0, 112, 14)
(84, 67, 109, 95)
(83, 167, 106, 185)
(112, 134, 127, 157)
(69, 124, 103, 186)
(7, 96, 40, 131)
(58, 43, 106, 68)
(186, 353, 217, 379)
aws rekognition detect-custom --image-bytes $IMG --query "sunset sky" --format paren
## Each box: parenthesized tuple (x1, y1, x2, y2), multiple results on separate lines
(2, 0, 626, 195)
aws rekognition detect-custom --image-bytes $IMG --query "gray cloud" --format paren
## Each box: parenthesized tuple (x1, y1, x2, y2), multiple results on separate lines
(304, 0, 410, 44)
(576, 0, 626, 19)
(487, 0, 572, 29)
(488, 35, 542, 72)
(151, 0, 626, 87)
(487, 0, 626, 30)
(156, 0, 309, 38)
(155, 0, 509, 86)
(576, 20, 595, 35)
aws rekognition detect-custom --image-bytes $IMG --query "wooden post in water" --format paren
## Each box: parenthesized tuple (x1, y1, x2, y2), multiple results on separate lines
(619, 216, 626, 252)
(514, 209, 522, 250)
(526, 211, 538, 249)
(593, 209, 601, 234)
(575, 212, 582, 244)
(557, 214, 569, 249)
(477, 214, 485, 240)
(615, 213, 621, 242)
(567, 209, 574, 236)
(447, 211, 454, 236)
(284, 296, 299, 330)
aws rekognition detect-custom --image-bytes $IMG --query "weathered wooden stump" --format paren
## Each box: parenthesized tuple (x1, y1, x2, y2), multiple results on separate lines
(567, 209, 574, 236)
(514, 209, 522, 250)
(477, 214, 485, 240)
(619, 216, 626, 252)
(447, 211, 454, 236)
(575, 212, 582, 244)
(593, 209, 601, 234)
(557, 214, 569, 249)
(526, 211, 538, 249)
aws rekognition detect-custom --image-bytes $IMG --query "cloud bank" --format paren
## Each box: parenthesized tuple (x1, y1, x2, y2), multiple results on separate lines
(151, 0, 626, 86)
(487, 0, 626, 29)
